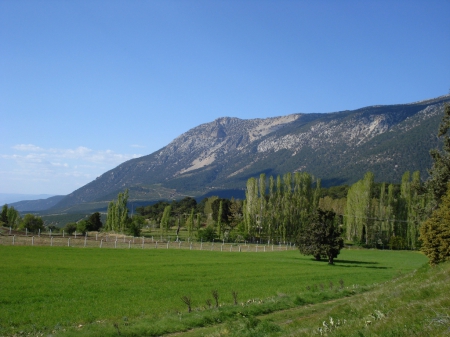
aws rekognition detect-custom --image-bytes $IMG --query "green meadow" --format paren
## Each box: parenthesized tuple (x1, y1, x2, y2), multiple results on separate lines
(0, 246, 427, 336)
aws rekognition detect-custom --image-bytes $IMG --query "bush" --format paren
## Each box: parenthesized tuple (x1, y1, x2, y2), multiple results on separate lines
(64, 222, 77, 235)
(76, 220, 89, 235)
(18, 214, 44, 234)
(197, 226, 217, 242)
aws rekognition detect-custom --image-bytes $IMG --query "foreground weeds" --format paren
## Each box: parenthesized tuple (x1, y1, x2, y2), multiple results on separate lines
(57, 284, 371, 337)
(200, 261, 450, 337)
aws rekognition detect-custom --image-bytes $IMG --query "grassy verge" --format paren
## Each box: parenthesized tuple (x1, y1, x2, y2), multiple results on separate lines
(183, 261, 450, 337)
(0, 246, 426, 336)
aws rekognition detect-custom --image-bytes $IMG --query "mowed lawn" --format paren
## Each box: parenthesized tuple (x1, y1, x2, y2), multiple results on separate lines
(0, 246, 427, 334)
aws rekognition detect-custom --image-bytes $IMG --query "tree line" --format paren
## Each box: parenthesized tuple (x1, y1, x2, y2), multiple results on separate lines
(0, 205, 50, 234)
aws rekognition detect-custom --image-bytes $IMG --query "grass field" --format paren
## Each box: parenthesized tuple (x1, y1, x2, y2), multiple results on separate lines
(0, 245, 427, 336)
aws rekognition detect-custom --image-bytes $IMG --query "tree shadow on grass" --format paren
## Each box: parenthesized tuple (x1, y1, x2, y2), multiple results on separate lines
(295, 257, 390, 269)
(333, 260, 391, 269)
(335, 259, 379, 265)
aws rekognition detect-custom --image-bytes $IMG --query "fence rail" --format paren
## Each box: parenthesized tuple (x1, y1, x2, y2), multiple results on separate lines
(0, 234, 296, 253)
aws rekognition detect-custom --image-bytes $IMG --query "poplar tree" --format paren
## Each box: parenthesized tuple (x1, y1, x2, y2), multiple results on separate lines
(160, 205, 171, 235)
(106, 201, 115, 231)
(186, 208, 195, 238)
(345, 172, 374, 244)
(386, 183, 396, 239)
(245, 177, 258, 236)
(259, 173, 266, 238)
(266, 176, 275, 243)
(120, 189, 129, 232)
(105, 189, 129, 233)
(196, 213, 201, 231)
(217, 200, 223, 238)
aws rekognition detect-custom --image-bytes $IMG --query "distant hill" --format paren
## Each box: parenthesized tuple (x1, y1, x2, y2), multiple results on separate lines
(0, 193, 57, 206)
(10, 195, 66, 212)
(48, 94, 450, 214)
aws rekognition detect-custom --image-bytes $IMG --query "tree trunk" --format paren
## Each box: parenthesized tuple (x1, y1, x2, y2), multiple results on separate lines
(328, 255, 334, 264)
(314, 254, 321, 261)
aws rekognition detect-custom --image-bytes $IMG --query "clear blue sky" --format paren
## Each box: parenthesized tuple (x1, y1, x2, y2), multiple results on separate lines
(1, 0, 449, 196)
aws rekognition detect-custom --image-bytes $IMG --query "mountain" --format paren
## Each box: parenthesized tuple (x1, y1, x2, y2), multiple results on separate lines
(9, 195, 66, 212)
(49, 94, 450, 213)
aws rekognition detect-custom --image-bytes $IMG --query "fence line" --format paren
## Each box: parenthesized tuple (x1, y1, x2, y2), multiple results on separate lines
(0, 234, 296, 253)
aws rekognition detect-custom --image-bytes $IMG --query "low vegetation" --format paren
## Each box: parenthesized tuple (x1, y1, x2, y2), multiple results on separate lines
(197, 261, 450, 337)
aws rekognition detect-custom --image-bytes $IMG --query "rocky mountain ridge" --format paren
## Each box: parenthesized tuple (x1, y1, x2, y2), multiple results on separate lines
(42, 94, 450, 213)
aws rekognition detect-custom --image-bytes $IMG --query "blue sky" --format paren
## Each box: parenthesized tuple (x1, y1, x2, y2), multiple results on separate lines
(1, 1, 449, 196)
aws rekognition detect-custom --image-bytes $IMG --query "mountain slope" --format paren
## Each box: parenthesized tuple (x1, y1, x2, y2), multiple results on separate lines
(10, 195, 65, 212)
(51, 94, 450, 213)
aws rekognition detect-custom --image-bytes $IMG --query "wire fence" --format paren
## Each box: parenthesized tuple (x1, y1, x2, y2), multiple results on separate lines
(0, 232, 296, 253)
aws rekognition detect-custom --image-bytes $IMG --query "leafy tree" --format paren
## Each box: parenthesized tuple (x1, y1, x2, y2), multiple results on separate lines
(64, 222, 77, 235)
(86, 212, 103, 231)
(47, 224, 59, 233)
(197, 225, 217, 242)
(76, 220, 89, 234)
(1, 204, 8, 225)
(204, 196, 218, 226)
(0, 204, 20, 228)
(296, 209, 344, 264)
(7, 206, 20, 229)
(19, 214, 45, 234)
(136, 200, 170, 219)
(389, 236, 406, 250)
(172, 197, 197, 215)
(126, 215, 145, 236)
(211, 198, 231, 224)
(419, 183, 450, 265)
(228, 198, 243, 230)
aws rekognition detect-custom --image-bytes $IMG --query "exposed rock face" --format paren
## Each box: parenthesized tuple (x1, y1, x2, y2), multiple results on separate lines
(153, 114, 301, 176)
(52, 94, 450, 211)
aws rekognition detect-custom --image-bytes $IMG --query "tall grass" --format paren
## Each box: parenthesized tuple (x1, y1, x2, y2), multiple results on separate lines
(0, 246, 426, 336)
